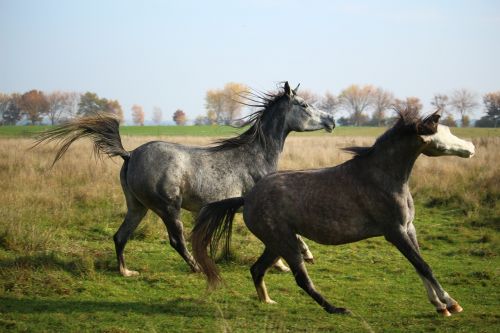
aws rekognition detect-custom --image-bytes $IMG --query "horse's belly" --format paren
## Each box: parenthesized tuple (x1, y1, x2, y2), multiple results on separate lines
(299, 220, 382, 246)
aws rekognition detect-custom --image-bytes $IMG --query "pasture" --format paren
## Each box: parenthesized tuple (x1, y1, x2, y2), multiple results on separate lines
(0, 126, 499, 332)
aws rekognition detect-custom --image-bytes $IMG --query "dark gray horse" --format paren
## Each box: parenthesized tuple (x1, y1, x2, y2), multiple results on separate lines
(192, 108, 475, 316)
(36, 82, 334, 276)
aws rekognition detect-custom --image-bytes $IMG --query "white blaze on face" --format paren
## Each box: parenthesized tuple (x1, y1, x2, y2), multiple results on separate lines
(422, 124, 475, 158)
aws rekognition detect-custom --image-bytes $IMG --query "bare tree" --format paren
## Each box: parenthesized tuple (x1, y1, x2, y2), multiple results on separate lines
(450, 89, 478, 127)
(430, 93, 449, 113)
(152, 107, 163, 125)
(46, 91, 72, 125)
(298, 89, 320, 106)
(371, 88, 394, 126)
(131, 104, 145, 126)
(319, 91, 338, 115)
(338, 84, 375, 126)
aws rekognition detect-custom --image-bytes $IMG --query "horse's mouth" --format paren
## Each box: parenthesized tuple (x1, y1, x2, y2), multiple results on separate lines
(324, 124, 334, 133)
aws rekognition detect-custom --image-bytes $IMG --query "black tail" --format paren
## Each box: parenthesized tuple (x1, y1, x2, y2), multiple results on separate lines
(191, 197, 244, 288)
(33, 112, 130, 166)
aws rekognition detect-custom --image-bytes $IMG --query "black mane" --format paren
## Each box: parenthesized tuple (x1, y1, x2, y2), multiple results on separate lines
(343, 108, 438, 157)
(208, 86, 286, 152)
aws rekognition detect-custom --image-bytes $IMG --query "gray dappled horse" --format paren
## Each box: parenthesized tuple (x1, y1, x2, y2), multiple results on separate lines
(36, 82, 335, 276)
(192, 108, 475, 316)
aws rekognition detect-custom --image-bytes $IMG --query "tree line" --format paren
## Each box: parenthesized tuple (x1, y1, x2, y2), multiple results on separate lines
(1, 86, 499, 127)
(0, 90, 167, 126)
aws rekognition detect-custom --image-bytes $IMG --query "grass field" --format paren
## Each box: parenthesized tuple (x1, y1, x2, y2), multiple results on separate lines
(1, 124, 499, 138)
(0, 127, 498, 332)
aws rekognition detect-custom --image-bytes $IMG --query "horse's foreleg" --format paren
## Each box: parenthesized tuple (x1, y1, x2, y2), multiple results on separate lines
(406, 224, 462, 314)
(251, 248, 280, 304)
(114, 205, 148, 277)
(386, 228, 461, 316)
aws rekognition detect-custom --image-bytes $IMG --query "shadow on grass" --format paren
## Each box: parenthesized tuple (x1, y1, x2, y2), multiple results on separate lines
(0, 297, 212, 317)
(0, 252, 114, 277)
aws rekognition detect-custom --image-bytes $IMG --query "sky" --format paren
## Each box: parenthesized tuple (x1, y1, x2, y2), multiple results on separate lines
(1, 0, 499, 123)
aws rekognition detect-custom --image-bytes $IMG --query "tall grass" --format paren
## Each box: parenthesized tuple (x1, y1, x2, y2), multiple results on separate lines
(1, 134, 497, 254)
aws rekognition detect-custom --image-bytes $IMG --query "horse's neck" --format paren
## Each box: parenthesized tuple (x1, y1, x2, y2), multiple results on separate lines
(363, 142, 421, 187)
(243, 120, 289, 174)
(245, 131, 287, 171)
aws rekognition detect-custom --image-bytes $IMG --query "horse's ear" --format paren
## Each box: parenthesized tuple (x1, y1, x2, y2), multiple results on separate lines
(284, 81, 291, 96)
(419, 109, 441, 134)
(292, 83, 300, 95)
(427, 108, 442, 125)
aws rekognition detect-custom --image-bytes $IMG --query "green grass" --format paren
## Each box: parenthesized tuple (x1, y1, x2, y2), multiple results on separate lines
(1, 124, 499, 138)
(0, 201, 498, 332)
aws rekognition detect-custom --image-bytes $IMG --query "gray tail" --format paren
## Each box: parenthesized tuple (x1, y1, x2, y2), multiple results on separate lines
(33, 112, 130, 166)
(191, 197, 244, 288)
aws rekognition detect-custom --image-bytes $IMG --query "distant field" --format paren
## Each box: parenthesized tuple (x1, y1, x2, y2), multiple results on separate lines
(1, 124, 499, 138)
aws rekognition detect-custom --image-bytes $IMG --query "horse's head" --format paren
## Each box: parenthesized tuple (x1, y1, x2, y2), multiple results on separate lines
(418, 110, 475, 158)
(283, 82, 335, 133)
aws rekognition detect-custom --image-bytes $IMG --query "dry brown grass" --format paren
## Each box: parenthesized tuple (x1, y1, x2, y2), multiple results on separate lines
(0, 134, 498, 253)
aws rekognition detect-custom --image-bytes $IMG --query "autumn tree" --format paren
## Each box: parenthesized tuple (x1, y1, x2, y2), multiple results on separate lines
(173, 109, 187, 125)
(19, 90, 49, 125)
(205, 82, 248, 125)
(371, 88, 394, 126)
(394, 97, 423, 114)
(319, 91, 338, 115)
(78, 92, 123, 123)
(78, 92, 108, 116)
(131, 104, 145, 126)
(106, 99, 124, 124)
(450, 89, 478, 127)
(152, 107, 163, 125)
(338, 84, 375, 126)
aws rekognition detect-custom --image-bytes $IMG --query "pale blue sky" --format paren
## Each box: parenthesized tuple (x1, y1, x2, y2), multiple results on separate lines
(1, 0, 499, 122)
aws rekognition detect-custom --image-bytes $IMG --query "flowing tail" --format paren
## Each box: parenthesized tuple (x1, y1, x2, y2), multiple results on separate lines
(33, 112, 130, 166)
(191, 197, 245, 288)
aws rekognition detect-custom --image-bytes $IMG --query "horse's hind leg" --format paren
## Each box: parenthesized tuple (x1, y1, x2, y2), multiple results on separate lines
(113, 198, 148, 277)
(157, 200, 200, 272)
(297, 235, 314, 263)
(273, 235, 313, 272)
(407, 224, 462, 315)
(275, 235, 349, 314)
(251, 248, 280, 304)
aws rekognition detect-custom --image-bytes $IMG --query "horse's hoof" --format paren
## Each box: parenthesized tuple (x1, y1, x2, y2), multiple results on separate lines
(437, 308, 452, 317)
(273, 262, 291, 272)
(121, 269, 140, 277)
(302, 251, 314, 263)
(326, 306, 350, 315)
(304, 258, 315, 264)
(265, 299, 277, 305)
(448, 303, 463, 313)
